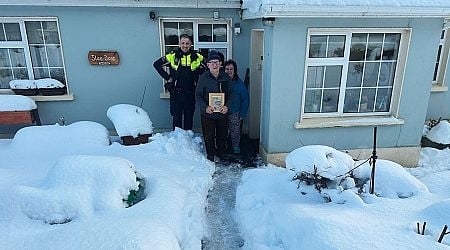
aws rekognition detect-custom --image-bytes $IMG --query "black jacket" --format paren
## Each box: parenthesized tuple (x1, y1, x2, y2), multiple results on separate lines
(195, 70, 232, 119)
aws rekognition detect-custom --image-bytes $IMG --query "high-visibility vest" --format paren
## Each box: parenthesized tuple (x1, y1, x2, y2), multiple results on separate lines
(166, 52, 203, 71)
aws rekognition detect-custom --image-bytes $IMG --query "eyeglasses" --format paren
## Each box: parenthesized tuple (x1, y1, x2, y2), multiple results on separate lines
(208, 60, 220, 65)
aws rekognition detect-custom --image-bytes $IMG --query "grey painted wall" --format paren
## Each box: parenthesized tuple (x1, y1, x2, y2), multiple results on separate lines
(0, 6, 250, 133)
(262, 17, 443, 153)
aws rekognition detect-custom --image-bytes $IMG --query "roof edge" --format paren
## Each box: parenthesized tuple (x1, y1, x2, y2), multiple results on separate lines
(243, 5, 450, 19)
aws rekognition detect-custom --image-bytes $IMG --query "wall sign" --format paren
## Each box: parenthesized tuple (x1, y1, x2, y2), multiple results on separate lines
(88, 51, 120, 65)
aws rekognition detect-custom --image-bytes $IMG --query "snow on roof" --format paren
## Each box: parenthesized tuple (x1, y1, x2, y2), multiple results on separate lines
(242, 0, 450, 18)
(0, 95, 37, 111)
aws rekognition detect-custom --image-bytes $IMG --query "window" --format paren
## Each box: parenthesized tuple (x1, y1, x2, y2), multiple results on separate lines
(433, 21, 450, 86)
(303, 29, 409, 117)
(0, 18, 68, 94)
(160, 19, 231, 59)
(159, 18, 231, 94)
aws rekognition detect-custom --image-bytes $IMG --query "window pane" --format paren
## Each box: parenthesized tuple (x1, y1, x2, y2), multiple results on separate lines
(324, 65, 342, 88)
(343, 88, 361, 113)
(46, 45, 63, 67)
(165, 46, 178, 54)
(304, 89, 322, 113)
(179, 22, 193, 41)
(9, 48, 26, 67)
(30, 45, 48, 67)
(375, 88, 392, 112)
(327, 35, 345, 58)
(25, 21, 44, 44)
(13, 68, 29, 80)
(163, 22, 178, 45)
(4, 23, 21, 41)
(360, 88, 376, 112)
(198, 24, 212, 42)
(306, 66, 324, 88)
(42, 21, 60, 44)
(0, 24, 5, 41)
(322, 89, 339, 112)
(213, 24, 227, 42)
(366, 33, 383, 61)
(0, 69, 13, 89)
(363, 62, 380, 87)
(33, 68, 50, 79)
(50, 68, 66, 84)
(383, 34, 401, 60)
(347, 62, 364, 87)
(379, 62, 396, 86)
(0, 48, 11, 67)
(309, 35, 327, 58)
(350, 33, 367, 61)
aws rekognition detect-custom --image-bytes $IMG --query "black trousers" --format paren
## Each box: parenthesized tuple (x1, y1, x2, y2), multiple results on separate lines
(201, 114, 229, 160)
(170, 92, 195, 130)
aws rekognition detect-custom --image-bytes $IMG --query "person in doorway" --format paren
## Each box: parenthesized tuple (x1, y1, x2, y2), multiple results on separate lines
(153, 34, 204, 130)
(196, 51, 232, 161)
(224, 60, 249, 154)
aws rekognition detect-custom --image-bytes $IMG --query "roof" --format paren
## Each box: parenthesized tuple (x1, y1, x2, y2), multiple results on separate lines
(242, 0, 450, 19)
(0, 0, 241, 8)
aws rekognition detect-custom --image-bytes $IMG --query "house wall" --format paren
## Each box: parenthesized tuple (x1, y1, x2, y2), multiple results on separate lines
(0, 6, 249, 133)
(426, 54, 450, 120)
(262, 17, 442, 160)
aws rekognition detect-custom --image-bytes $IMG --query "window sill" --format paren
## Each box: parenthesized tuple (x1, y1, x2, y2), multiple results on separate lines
(160, 92, 170, 99)
(0, 89, 74, 101)
(30, 94, 74, 102)
(294, 116, 404, 129)
(431, 85, 448, 92)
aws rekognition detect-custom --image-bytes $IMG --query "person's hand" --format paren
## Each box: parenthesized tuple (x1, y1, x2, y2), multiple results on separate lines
(220, 106, 228, 114)
(206, 106, 214, 114)
(164, 81, 175, 92)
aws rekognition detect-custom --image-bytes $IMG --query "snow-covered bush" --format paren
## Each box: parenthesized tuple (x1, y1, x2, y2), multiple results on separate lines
(11, 121, 110, 150)
(426, 120, 450, 145)
(15, 155, 142, 224)
(288, 145, 428, 203)
(0, 95, 37, 111)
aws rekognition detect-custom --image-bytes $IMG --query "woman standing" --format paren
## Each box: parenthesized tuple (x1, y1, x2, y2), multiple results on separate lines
(224, 60, 249, 154)
(196, 51, 232, 161)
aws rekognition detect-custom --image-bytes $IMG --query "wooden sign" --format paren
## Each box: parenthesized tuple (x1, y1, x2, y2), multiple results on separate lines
(88, 51, 119, 65)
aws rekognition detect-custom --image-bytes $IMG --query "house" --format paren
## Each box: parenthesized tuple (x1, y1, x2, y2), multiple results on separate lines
(1, 0, 450, 167)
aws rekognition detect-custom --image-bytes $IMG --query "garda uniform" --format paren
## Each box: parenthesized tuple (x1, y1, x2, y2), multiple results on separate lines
(153, 49, 204, 130)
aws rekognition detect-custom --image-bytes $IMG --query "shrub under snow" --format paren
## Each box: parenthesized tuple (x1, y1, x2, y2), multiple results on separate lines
(107, 104, 153, 138)
(426, 120, 450, 144)
(15, 155, 140, 224)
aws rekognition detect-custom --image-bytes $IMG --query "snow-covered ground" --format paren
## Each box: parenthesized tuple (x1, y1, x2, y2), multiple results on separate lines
(1, 116, 450, 249)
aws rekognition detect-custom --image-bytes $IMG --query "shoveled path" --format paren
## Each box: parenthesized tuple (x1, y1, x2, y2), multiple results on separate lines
(202, 135, 261, 250)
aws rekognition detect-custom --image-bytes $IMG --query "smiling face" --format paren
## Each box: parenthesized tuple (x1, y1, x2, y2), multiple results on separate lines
(179, 37, 192, 54)
(224, 64, 235, 79)
(207, 60, 221, 76)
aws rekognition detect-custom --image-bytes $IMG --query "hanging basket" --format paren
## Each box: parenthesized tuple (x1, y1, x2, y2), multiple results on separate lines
(120, 134, 151, 146)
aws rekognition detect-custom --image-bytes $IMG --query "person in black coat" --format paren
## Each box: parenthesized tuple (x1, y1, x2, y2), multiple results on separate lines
(153, 34, 204, 130)
(195, 51, 232, 161)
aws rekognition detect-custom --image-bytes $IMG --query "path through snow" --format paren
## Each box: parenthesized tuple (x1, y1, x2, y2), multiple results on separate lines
(203, 162, 245, 249)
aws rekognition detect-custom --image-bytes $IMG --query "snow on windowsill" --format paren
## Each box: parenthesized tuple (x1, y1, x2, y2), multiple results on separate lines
(294, 115, 404, 129)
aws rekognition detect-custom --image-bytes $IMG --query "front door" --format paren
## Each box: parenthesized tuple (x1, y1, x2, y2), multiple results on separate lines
(248, 30, 264, 139)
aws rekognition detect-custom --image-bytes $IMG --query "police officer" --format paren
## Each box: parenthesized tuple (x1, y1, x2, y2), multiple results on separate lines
(153, 34, 204, 130)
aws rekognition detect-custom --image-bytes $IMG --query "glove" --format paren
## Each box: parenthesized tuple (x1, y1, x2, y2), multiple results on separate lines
(164, 81, 175, 92)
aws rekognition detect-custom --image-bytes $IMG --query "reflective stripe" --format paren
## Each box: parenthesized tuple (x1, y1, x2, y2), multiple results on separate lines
(166, 52, 203, 71)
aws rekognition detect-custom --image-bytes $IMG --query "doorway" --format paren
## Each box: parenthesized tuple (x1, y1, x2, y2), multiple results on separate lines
(248, 30, 264, 140)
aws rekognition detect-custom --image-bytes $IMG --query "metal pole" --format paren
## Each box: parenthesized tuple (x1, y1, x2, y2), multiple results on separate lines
(370, 127, 377, 194)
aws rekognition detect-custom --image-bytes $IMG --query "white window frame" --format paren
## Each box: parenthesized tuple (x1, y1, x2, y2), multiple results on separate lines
(0, 17, 70, 98)
(432, 20, 450, 89)
(300, 28, 411, 121)
(158, 18, 232, 97)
